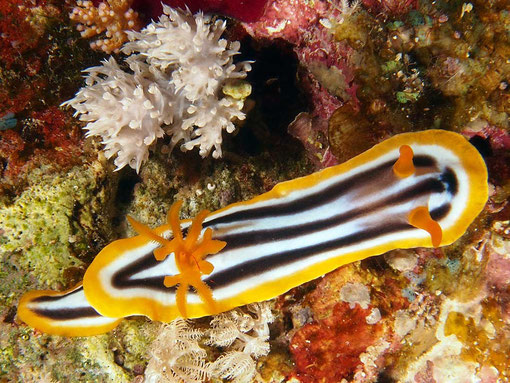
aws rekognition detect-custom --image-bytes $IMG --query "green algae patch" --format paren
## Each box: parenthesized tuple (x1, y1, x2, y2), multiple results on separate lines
(1, 313, 158, 382)
(78, 335, 131, 382)
(0, 161, 116, 289)
(0, 320, 118, 382)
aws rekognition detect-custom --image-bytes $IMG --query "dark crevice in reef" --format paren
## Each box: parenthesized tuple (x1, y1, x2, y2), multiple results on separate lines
(111, 170, 141, 228)
(377, 371, 397, 383)
(469, 135, 493, 158)
(115, 172, 140, 205)
(228, 35, 308, 157)
(361, 255, 393, 275)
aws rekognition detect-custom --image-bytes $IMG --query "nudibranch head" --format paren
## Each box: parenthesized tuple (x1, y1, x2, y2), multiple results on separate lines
(393, 144, 443, 247)
(127, 200, 226, 318)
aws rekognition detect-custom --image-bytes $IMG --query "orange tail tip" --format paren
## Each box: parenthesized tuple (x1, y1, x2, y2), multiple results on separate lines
(393, 144, 415, 178)
(17, 285, 122, 337)
(408, 206, 443, 247)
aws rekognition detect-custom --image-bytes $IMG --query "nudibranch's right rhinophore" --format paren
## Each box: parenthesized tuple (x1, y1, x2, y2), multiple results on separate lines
(18, 130, 488, 336)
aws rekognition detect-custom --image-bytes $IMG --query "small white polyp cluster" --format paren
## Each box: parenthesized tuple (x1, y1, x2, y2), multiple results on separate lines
(63, 6, 251, 172)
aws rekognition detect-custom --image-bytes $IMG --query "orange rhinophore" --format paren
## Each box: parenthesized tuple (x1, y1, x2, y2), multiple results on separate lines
(393, 144, 415, 178)
(408, 206, 443, 247)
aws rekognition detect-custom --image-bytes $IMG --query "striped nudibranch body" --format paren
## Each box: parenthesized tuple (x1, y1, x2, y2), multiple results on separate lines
(17, 130, 488, 336)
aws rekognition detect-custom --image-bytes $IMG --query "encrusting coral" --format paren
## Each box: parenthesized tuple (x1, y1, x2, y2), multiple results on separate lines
(0, 163, 115, 288)
(64, 5, 252, 172)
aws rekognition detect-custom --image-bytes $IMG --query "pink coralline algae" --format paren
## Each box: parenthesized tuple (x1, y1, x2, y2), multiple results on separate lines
(243, 0, 358, 166)
(242, 0, 358, 111)
(242, 0, 327, 44)
(487, 251, 510, 296)
(413, 360, 437, 383)
(129, 0, 270, 22)
(463, 124, 510, 152)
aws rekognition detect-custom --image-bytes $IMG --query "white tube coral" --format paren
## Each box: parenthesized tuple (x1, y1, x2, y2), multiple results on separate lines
(64, 6, 251, 172)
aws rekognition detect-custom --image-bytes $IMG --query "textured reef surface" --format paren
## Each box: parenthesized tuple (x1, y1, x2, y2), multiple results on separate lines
(1, 0, 509, 382)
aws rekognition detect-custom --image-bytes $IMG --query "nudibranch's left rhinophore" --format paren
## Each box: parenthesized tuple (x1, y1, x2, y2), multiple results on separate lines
(17, 130, 488, 336)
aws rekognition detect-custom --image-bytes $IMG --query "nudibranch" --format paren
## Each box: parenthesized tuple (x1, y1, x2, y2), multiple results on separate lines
(18, 130, 488, 336)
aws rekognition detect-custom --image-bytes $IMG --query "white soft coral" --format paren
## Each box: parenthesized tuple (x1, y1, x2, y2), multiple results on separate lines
(63, 6, 251, 172)
(145, 319, 210, 383)
(123, 6, 250, 103)
(62, 56, 174, 172)
(144, 302, 274, 383)
(207, 303, 274, 382)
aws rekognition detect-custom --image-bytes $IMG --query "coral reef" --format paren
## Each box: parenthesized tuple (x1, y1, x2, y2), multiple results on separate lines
(0, 0, 104, 115)
(0, 108, 85, 194)
(326, 0, 510, 158)
(290, 301, 384, 382)
(64, 6, 252, 172)
(0, 0, 106, 195)
(242, 0, 358, 166)
(1, 0, 509, 381)
(0, 315, 159, 381)
(241, 0, 509, 168)
(362, 0, 418, 16)
(280, 264, 407, 382)
(0, 162, 116, 288)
